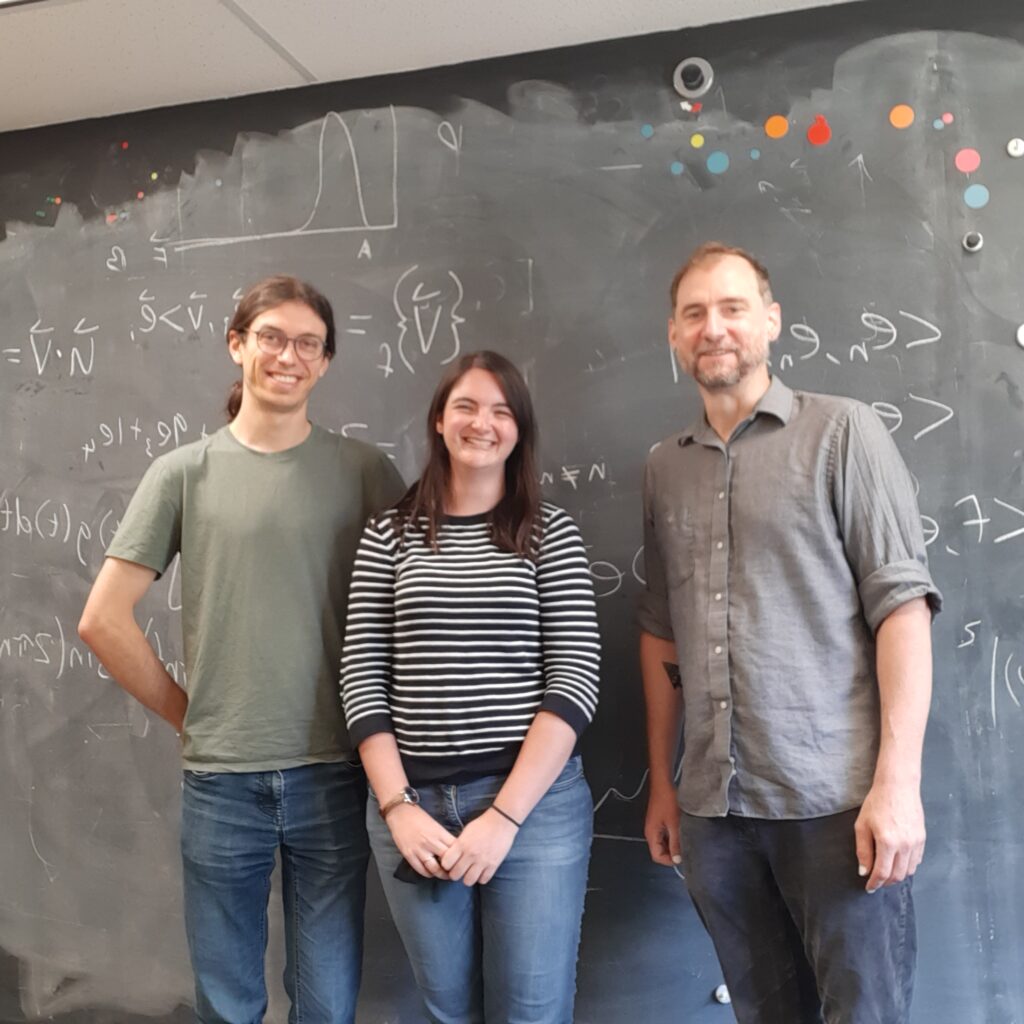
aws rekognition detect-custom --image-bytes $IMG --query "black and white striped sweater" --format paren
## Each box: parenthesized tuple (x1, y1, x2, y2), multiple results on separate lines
(340, 502, 601, 783)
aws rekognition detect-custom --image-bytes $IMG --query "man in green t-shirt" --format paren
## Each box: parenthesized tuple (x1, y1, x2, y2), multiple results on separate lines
(79, 275, 405, 1024)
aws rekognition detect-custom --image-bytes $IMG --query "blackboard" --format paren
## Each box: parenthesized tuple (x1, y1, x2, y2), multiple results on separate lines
(2, 0, 1023, 1020)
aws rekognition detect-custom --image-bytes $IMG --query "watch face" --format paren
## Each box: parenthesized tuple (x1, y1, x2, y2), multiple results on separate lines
(403, 787, 420, 806)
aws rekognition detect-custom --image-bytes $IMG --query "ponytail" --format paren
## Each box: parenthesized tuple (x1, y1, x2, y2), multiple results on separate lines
(225, 379, 243, 422)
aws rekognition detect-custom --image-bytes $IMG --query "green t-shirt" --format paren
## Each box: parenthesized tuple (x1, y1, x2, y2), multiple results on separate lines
(107, 424, 405, 771)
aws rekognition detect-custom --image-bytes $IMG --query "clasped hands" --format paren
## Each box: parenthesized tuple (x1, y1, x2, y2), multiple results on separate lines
(388, 803, 518, 886)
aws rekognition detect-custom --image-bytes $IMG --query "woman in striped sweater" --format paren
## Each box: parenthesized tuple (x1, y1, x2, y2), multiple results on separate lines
(341, 350, 600, 1023)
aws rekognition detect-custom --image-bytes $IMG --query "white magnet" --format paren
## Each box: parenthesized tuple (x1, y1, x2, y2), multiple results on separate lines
(1007, 138, 1024, 158)
(962, 231, 983, 253)
(673, 57, 714, 99)
(1016, 324, 1024, 349)
(714, 984, 732, 1004)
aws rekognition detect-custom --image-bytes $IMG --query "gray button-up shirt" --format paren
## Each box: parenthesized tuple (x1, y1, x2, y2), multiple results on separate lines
(638, 377, 942, 819)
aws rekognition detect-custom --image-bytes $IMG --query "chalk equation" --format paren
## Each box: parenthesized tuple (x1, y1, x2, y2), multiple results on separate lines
(540, 462, 609, 490)
(0, 493, 121, 568)
(130, 287, 235, 341)
(3, 319, 97, 377)
(0, 613, 185, 687)
(393, 265, 465, 375)
(927, 493, 1024, 554)
(955, 622, 1024, 727)
(80, 412, 205, 463)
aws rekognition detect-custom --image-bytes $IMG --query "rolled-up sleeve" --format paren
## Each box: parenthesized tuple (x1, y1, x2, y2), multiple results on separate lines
(637, 455, 675, 640)
(832, 403, 943, 633)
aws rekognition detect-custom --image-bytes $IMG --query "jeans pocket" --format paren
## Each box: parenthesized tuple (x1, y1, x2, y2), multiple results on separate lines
(184, 769, 218, 781)
(548, 755, 585, 793)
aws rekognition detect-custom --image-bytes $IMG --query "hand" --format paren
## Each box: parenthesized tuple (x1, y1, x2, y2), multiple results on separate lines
(854, 780, 926, 893)
(440, 808, 518, 886)
(386, 803, 457, 879)
(644, 784, 682, 867)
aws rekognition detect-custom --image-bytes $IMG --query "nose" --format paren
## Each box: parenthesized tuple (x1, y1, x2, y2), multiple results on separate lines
(470, 408, 492, 431)
(275, 339, 298, 364)
(703, 308, 726, 340)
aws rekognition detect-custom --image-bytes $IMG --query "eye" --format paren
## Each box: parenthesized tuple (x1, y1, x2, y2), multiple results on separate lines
(295, 335, 325, 358)
(256, 327, 286, 348)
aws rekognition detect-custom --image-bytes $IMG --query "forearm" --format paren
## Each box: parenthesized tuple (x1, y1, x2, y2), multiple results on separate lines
(79, 615, 186, 731)
(491, 711, 578, 823)
(640, 630, 683, 790)
(359, 729, 457, 875)
(357, 730, 411, 803)
(873, 597, 932, 785)
(80, 558, 185, 732)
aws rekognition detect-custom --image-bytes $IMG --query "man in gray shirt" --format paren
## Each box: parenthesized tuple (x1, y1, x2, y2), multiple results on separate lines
(639, 243, 941, 1023)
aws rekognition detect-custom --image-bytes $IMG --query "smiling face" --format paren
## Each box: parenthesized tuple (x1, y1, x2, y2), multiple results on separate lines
(435, 367, 519, 476)
(669, 254, 781, 393)
(227, 300, 330, 417)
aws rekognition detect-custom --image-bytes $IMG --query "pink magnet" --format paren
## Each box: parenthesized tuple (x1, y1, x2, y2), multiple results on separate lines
(954, 148, 981, 174)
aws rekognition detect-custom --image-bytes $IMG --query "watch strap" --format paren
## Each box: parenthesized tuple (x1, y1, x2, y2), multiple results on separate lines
(379, 786, 419, 819)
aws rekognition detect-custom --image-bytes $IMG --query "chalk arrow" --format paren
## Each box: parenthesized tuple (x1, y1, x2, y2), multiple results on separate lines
(993, 498, 1024, 545)
(849, 153, 873, 201)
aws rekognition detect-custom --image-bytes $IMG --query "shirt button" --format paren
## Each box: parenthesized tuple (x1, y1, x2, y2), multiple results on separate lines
(716, 541, 724, 550)
(719, 700, 728, 709)
(717, 491, 725, 500)
(714, 645, 722, 654)
(714, 593, 722, 601)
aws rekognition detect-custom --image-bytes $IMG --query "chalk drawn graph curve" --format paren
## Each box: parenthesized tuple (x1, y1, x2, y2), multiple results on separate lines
(161, 106, 398, 253)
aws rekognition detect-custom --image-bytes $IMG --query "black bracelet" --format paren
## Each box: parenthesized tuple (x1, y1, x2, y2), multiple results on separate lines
(491, 803, 522, 828)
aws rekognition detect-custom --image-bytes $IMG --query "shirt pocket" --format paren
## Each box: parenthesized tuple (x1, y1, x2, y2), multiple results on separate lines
(660, 505, 695, 588)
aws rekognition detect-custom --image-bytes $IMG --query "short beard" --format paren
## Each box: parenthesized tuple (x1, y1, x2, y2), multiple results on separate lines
(691, 346, 766, 389)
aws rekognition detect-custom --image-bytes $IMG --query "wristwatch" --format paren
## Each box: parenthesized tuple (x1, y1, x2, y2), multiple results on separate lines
(379, 786, 420, 819)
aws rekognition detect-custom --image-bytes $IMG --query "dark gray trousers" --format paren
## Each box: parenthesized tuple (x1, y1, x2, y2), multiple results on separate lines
(679, 808, 915, 1024)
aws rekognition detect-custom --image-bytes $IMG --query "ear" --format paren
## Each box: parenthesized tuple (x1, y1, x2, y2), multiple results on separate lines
(667, 315, 680, 353)
(765, 302, 782, 343)
(317, 355, 331, 379)
(435, 416, 443, 435)
(227, 331, 245, 366)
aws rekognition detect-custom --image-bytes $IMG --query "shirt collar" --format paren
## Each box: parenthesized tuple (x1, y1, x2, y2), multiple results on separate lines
(679, 376, 794, 447)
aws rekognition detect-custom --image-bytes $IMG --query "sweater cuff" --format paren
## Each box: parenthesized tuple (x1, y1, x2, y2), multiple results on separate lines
(346, 713, 395, 749)
(539, 693, 593, 738)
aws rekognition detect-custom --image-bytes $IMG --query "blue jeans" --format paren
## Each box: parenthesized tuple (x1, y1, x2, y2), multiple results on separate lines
(367, 755, 593, 1024)
(180, 761, 370, 1024)
(679, 808, 916, 1024)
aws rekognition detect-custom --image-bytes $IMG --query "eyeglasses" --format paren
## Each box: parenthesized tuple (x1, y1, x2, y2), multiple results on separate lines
(244, 327, 327, 362)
